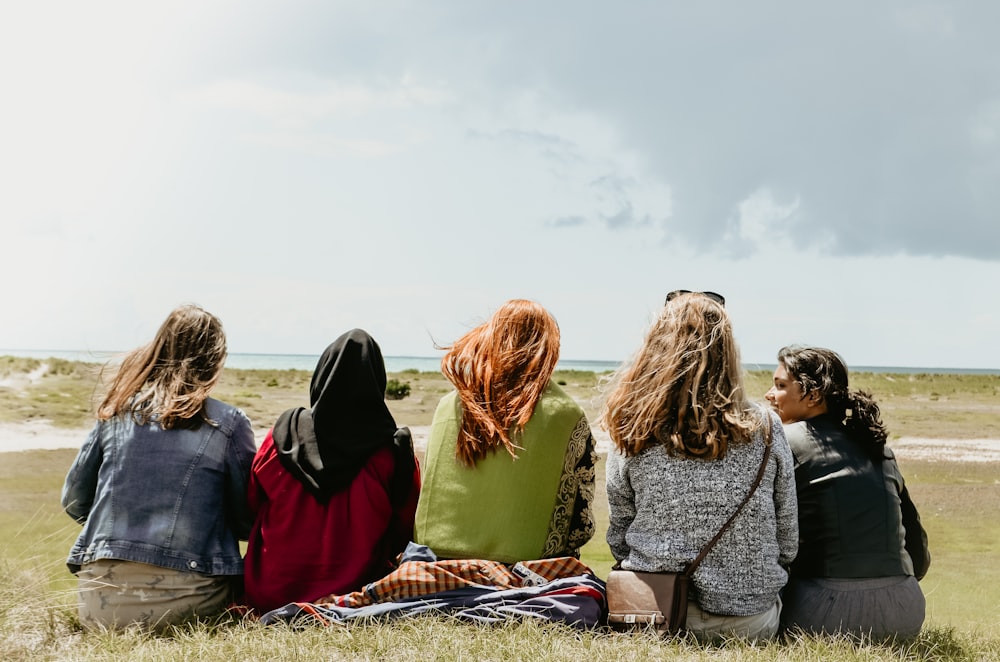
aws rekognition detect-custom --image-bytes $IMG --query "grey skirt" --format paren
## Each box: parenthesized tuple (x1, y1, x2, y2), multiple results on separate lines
(780, 575, 925, 640)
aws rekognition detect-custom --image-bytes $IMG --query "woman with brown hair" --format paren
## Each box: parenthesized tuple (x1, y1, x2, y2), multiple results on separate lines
(414, 299, 596, 562)
(61, 304, 256, 631)
(601, 291, 798, 641)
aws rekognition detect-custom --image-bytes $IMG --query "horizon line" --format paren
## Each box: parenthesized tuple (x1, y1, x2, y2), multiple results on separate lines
(2, 348, 998, 374)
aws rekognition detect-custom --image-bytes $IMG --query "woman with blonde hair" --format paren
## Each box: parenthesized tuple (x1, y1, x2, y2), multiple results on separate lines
(414, 299, 595, 562)
(601, 291, 798, 641)
(62, 304, 256, 631)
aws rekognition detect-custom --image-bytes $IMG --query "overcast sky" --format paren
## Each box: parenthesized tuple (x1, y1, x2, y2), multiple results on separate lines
(2, 1, 998, 370)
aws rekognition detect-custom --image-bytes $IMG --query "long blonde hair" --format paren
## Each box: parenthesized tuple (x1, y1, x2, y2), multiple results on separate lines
(441, 299, 560, 467)
(599, 294, 759, 459)
(98, 304, 227, 430)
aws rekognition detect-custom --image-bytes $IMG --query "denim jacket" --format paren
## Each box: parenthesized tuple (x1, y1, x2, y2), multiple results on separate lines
(62, 397, 257, 576)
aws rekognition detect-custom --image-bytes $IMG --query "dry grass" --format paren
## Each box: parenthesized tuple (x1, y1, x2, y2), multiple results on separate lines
(4, 358, 998, 441)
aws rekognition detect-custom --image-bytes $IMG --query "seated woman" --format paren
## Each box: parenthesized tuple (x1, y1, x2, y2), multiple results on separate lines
(243, 329, 421, 614)
(766, 345, 930, 640)
(414, 299, 596, 563)
(601, 291, 798, 641)
(61, 304, 256, 631)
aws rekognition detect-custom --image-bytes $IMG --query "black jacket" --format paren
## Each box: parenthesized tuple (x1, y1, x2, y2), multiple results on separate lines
(784, 415, 930, 580)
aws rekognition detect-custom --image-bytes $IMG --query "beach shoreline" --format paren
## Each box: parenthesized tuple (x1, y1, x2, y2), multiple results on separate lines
(4, 421, 999, 462)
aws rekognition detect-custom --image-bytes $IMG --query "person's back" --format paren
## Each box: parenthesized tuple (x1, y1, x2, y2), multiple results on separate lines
(785, 416, 920, 579)
(244, 435, 417, 613)
(243, 329, 420, 615)
(412, 299, 596, 562)
(65, 396, 253, 576)
(61, 304, 256, 632)
(601, 291, 798, 641)
(415, 380, 592, 562)
(606, 415, 796, 616)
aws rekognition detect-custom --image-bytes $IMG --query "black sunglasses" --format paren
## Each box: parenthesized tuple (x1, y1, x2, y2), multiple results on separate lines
(664, 290, 726, 307)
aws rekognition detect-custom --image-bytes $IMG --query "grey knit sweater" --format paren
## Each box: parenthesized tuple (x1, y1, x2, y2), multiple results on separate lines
(605, 408, 798, 616)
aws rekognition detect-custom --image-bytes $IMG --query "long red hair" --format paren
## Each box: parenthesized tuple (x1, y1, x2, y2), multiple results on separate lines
(441, 299, 560, 467)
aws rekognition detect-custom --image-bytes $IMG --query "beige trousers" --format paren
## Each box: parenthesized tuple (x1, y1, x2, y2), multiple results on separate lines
(685, 596, 782, 642)
(76, 559, 234, 632)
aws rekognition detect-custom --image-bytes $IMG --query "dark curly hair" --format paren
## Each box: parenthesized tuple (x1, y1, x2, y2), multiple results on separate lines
(777, 345, 888, 460)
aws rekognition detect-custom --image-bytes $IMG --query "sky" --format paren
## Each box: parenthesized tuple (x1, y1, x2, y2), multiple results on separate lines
(2, 1, 999, 370)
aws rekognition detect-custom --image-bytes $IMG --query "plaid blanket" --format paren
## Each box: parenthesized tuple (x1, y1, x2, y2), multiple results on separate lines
(318, 556, 594, 608)
(260, 571, 606, 629)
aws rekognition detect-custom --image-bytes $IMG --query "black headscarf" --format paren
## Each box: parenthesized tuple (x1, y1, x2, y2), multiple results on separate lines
(273, 328, 414, 502)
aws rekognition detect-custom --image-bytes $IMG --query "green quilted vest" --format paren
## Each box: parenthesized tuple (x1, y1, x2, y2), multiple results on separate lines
(414, 381, 584, 563)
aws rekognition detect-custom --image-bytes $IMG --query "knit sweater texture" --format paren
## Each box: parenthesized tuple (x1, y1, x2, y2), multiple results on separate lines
(605, 408, 798, 616)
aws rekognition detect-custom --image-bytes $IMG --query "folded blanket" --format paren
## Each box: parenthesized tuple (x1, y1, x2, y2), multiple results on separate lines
(260, 573, 606, 629)
(320, 555, 595, 608)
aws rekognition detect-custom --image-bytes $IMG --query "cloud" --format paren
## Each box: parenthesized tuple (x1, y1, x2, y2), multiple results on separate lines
(180, 76, 451, 125)
(239, 131, 422, 158)
(248, 1, 993, 260)
(547, 215, 587, 228)
(15, 1, 998, 260)
(501, 2, 1000, 260)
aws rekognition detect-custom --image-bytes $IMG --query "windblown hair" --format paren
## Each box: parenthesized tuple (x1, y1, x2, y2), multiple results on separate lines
(441, 299, 560, 467)
(97, 304, 227, 430)
(777, 345, 888, 459)
(599, 294, 761, 460)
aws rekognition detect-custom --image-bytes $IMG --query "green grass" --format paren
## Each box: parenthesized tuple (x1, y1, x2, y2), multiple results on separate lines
(3, 358, 999, 658)
(744, 370, 1000, 440)
(2, 449, 998, 660)
(4, 607, 997, 661)
(0, 358, 99, 427)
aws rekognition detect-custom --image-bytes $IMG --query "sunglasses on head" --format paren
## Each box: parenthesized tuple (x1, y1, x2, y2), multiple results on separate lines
(664, 290, 726, 307)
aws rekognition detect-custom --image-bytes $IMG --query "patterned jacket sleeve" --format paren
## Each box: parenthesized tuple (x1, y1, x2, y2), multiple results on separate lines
(564, 417, 597, 555)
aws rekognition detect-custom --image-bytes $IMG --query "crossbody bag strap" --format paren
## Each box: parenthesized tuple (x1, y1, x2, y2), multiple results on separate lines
(684, 415, 773, 577)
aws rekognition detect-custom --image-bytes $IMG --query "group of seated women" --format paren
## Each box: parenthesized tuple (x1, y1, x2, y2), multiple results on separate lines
(60, 296, 929, 641)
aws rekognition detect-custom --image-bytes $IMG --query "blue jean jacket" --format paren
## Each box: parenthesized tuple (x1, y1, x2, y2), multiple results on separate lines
(62, 397, 257, 576)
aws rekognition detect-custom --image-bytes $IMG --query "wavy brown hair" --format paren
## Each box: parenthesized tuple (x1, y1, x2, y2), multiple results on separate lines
(599, 294, 761, 460)
(441, 299, 560, 467)
(97, 304, 228, 430)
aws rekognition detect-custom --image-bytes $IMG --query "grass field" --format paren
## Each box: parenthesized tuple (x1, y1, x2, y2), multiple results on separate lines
(1, 358, 999, 659)
(1, 447, 998, 660)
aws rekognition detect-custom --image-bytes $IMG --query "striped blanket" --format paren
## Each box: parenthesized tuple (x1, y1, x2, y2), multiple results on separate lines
(260, 556, 606, 629)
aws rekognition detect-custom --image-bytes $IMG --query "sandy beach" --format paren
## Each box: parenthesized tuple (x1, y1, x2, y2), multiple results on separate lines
(3, 421, 999, 462)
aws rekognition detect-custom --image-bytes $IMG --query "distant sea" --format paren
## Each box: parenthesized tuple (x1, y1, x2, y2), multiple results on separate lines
(2, 349, 999, 375)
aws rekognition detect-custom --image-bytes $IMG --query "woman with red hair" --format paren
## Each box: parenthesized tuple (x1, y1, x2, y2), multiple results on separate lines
(414, 299, 596, 562)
